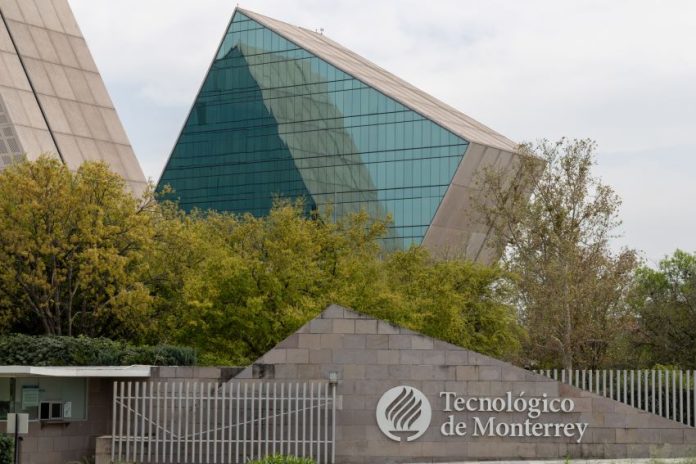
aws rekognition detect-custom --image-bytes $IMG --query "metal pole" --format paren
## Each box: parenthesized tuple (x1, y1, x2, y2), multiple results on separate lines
(13, 413, 19, 464)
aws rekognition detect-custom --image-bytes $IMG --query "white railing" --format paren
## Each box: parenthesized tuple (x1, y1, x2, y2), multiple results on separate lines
(535, 369, 696, 427)
(112, 381, 336, 464)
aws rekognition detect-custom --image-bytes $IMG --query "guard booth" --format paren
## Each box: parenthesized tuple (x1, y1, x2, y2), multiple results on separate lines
(0, 365, 150, 464)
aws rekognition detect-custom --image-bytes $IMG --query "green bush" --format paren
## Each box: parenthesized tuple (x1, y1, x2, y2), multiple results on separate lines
(0, 434, 12, 464)
(0, 334, 196, 366)
(248, 456, 315, 464)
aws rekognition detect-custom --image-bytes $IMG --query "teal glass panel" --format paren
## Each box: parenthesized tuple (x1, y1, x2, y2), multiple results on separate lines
(158, 11, 470, 247)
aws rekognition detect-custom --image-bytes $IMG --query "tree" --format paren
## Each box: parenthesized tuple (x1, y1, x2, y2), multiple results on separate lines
(629, 250, 696, 368)
(0, 156, 154, 338)
(147, 200, 522, 365)
(474, 138, 637, 370)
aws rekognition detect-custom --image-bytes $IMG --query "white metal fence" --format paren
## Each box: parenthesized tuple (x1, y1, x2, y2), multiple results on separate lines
(535, 369, 696, 427)
(112, 381, 336, 464)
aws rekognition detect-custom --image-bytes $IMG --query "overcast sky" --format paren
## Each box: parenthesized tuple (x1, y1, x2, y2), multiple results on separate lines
(69, 0, 696, 265)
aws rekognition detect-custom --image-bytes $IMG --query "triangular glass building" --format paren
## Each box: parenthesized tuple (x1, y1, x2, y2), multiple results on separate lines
(159, 8, 519, 263)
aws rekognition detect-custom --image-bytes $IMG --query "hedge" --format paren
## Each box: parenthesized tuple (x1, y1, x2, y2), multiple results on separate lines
(0, 434, 12, 464)
(0, 334, 196, 366)
(247, 456, 315, 464)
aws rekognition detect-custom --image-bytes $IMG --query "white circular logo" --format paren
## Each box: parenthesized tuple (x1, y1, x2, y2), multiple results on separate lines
(376, 386, 432, 442)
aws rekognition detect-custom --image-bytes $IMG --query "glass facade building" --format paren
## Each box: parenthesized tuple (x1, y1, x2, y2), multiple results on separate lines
(159, 8, 518, 258)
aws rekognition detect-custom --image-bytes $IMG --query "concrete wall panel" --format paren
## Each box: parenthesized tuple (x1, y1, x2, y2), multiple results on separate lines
(237, 305, 696, 462)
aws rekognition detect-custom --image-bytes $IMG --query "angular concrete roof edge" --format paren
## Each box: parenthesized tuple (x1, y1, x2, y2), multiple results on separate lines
(235, 7, 518, 152)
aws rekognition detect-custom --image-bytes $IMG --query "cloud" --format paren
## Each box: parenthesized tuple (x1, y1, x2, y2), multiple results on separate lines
(69, 0, 696, 263)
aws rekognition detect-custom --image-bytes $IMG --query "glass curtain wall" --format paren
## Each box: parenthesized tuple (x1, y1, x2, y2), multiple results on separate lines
(159, 12, 470, 248)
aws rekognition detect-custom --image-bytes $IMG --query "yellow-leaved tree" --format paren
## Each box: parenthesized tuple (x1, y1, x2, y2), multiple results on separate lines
(0, 155, 155, 338)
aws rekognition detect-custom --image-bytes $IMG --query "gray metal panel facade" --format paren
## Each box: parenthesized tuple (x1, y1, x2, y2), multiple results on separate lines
(0, 0, 146, 194)
(422, 143, 518, 263)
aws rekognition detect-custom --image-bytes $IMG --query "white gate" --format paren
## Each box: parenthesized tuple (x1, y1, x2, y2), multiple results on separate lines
(112, 381, 336, 464)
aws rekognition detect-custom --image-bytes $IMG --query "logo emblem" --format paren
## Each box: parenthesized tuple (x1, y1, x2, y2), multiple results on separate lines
(376, 386, 431, 442)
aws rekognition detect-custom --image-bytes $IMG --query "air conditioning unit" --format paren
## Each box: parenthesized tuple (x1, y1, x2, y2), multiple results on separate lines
(39, 401, 64, 420)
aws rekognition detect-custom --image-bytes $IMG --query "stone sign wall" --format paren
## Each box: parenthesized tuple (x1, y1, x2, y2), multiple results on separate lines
(236, 305, 696, 463)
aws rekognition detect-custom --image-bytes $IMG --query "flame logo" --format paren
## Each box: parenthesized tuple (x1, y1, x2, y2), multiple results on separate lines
(385, 387, 422, 432)
(376, 386, 432, 442)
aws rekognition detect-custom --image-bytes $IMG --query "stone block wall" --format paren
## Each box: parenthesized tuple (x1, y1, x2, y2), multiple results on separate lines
(236, 304, 696, 463)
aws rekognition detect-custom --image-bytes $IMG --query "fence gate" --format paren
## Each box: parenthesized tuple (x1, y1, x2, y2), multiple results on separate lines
(112, 381, 336, 464)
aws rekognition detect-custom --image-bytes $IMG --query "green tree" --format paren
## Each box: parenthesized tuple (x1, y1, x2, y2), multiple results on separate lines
(629, 250, 696, 368)
(474, 138, 637, 370)
(0, 156, 154, 338)
(148, 201, 522, 365)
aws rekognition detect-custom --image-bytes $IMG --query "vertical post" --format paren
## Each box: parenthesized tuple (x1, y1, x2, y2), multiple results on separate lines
(279, 383, 284, 456)
(659, 370, 663, 417)
(644, 371, 649, 414)
(199, 382, 204, 464)
(221, 382, 226, 464)
(582, 370, 586, 390)
(673, 370, 677, 422)
(228, 383, 234, 464)
(242, 383, 248, 464)
(680, 370, 684, 424)
(688, 371, 691, 427)
(561, 370, 565, 384)
(163, 381, 168, 463)
(257, 384, 262, 460)
(141, 382, 147, 463)
(589, 370, 593, 393)
(332, 382, 336, 464)
(148, 382, 154, 461)
(631, 370, 635, 406)
(653, 370, 656, 414)
(208, 382, 213, 463)
(265, 383, 270, 459)
(178, 382, 183, 464)
(213, 383, 219, 464)
(184, 382, 190, 464)
(192, 382, 198, 463)
(236, 383, 241, 464)
(250, 383, 255, 461)
(126, 382, 132, 463)
(155, 382, 161, 463)
(310, 382, 314, 461)
(324, 383, 329, 464)
(637, 370, 641, 410)
(273, 383, 277, 456)
(111, 382, 117, 464)
(295, 382, 304, 454)
(169, 382, 175, 463)
(666, 370, 671, 419)
(317, 383, 322, 464)
(302, 383, 307, 457)
(13, 412, 19, 464)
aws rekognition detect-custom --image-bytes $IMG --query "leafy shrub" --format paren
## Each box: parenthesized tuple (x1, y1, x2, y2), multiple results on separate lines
(0, 434, 12, 464)
(248, 456, 315, 464)
(0, 334, 196, 366)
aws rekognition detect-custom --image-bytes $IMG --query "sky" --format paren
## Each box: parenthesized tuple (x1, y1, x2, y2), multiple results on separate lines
(69, 0, 696, 266)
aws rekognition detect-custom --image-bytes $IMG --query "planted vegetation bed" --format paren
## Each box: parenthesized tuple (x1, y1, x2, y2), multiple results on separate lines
(0, 334, 196, 366)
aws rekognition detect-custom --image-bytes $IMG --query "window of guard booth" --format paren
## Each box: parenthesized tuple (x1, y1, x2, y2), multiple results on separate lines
(0, 378, 9, 420)
(0, 377, 88, 421)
